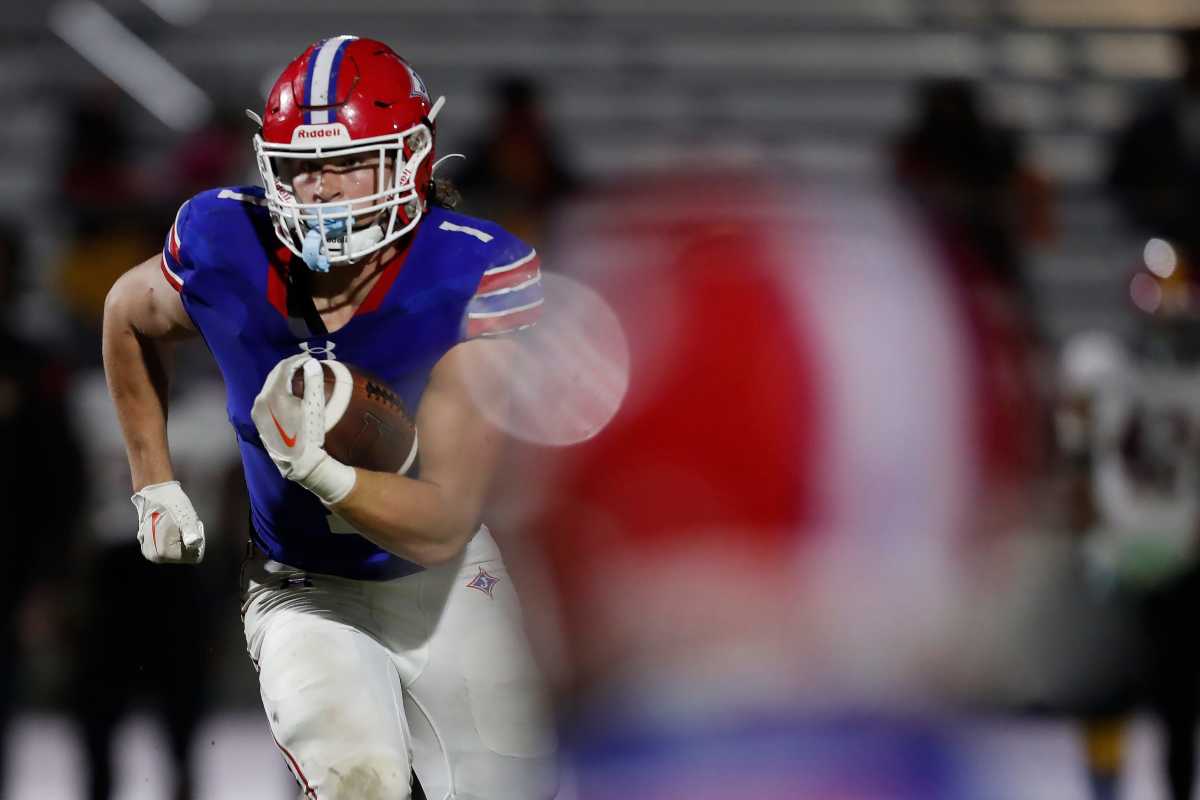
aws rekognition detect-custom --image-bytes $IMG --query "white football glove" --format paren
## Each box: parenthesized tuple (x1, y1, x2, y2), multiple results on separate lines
(251, 354, 356, 505)
(132, 480, 206, 564)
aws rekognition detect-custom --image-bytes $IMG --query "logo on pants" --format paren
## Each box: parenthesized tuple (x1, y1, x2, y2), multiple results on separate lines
(466, 567, 500, 598)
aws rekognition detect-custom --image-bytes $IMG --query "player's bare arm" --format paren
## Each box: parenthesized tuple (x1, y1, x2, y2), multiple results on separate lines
(330, 337, 516, 566)
(103, 255, 207, 564)
(102, 254, 197, 490)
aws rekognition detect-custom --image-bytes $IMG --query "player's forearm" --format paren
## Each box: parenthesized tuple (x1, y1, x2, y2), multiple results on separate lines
(331, 469, 480, 566)
(102, 292, 175, 491)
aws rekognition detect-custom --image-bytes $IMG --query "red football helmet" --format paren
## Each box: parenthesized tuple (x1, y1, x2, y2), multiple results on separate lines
(253, 35, 444, 269)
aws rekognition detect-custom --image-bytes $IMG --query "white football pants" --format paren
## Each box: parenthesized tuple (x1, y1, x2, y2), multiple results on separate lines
(241, 527, 558, 800)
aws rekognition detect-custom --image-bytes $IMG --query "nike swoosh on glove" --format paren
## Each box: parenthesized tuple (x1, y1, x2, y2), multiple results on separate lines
(132, 480, 205, 564)
(250, 354, 356, 505)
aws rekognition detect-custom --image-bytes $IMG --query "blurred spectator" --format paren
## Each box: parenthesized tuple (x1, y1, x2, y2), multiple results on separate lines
(68, 360, 240, 800)
(894, 79, 1055, 315)
(1091, 33, 1200, 783)
(1059, 328, 1200, 800)
(894, 79, 1051, 527)
(169, 105, 256, 202)
(56, 92, 165, 365)
(457, 76, 577, 246)
(59, 89, 147, 235)
(56, 223, 161, 365)
(1109, 28, 1200, 270)
(0, 221, 83, 795)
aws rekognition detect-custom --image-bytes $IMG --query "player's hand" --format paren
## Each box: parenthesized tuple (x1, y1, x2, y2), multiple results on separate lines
(252, 354, 325, 479)
(132, 480, 206, 564)
(251, 354, 356, 505)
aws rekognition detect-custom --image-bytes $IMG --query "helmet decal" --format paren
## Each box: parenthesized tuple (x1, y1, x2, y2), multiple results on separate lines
(303, 35, 357, 125)
(404, 61, 431, 104)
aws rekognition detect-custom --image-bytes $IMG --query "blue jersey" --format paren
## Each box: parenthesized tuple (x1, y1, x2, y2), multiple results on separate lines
(160, 186, 542, 580)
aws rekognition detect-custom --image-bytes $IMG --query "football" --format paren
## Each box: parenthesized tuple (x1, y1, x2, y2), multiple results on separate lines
(291, 361, 418, 474)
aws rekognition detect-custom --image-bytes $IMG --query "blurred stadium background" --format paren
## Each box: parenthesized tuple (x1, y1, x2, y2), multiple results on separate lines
(5, 0, 1200, 798)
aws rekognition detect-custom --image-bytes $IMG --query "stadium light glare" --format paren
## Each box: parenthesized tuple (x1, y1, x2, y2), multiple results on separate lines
(49, 0, 212, 132)
(1143, 237, 1178, 279)
(1130, 272, 1163, 314)
(139, 0, 211, 27)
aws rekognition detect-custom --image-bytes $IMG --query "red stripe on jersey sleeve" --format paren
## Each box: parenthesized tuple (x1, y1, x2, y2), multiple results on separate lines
(476, 254, 540, 296)
(467, 304, 542, 338)
(160, 254, 182, 292)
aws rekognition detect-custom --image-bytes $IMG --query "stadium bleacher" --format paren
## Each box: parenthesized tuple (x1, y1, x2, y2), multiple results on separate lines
(7, 0, 1198, 351)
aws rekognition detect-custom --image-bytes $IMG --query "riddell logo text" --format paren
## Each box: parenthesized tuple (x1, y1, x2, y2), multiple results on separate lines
(297, 128, 340, 139)
(290, 124, 350, 144)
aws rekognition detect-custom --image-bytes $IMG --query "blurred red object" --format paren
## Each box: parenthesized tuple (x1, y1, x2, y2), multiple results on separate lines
(514, 168, 1045, 707)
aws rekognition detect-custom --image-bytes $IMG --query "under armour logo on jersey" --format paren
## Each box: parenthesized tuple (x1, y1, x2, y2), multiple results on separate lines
(466, 567, 501, 598)
(300, 340, 337, 360)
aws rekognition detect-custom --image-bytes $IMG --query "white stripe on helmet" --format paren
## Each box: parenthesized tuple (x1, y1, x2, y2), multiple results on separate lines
(308, 35, 357, 125)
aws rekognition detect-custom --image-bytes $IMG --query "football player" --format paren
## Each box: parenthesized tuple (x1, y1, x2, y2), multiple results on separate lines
(1060, 327, 1200, 800)
(102, 36, 556, 800)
